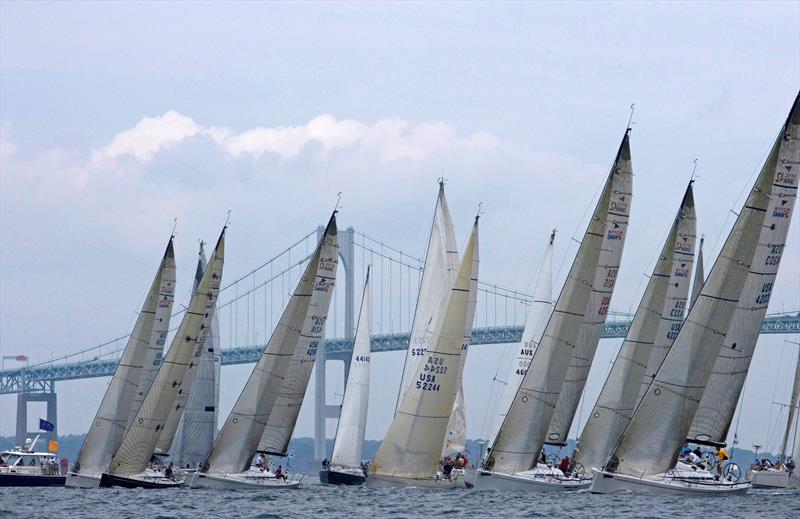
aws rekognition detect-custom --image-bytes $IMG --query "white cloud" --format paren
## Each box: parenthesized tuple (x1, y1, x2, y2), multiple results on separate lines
(90, 111, 503, 164)
(0, 124, 17, 159)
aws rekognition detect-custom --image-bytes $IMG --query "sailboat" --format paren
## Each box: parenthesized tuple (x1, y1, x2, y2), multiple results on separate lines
(99, 227, 226, 489)
(167, 241, 221, 470)
(66, 236, 177, 488)
(191, 214, 338, 489)
(573, 181, 697, 476)
(366, 216, 479, 488)
(320, 267, 372, 485)
(592, 92, 799, 495)
(486, 230, 555, 448)
(749, 341, 800, 488)
(468, 129, 632, 491)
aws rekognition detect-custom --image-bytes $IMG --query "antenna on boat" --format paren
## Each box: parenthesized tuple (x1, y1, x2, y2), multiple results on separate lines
(335, 192, 343, 213)
(690, 158, 699, 183)
(171, 217, 178, 238)
(224, 210, 232, 228)
(626, 103, 636, 131)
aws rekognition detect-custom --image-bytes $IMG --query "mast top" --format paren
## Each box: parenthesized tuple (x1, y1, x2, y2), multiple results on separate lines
(170, 217, 178, 239)
(626, 103, 636, 131)
(549, 228, 557, 245)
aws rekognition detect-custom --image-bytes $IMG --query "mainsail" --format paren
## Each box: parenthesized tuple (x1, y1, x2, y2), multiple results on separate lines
(202, 215, 337, 475)
(487, 230, 555, 446)
(605, 95, 799, 478)
(686, 94, 799, 447)
(71, 237, 176, 477)
(574, 182, 696, 471)
(106, 228, 225, 477)
(396, 181, 460, 412)
(168, 242, 222, 468)
(330, 268, 372, 469)
(442, 224, 481, 456)
(486, 130, 630, 475)
(256, 219, 339, 456)
(546, 139, 632, 445)
(371, 218, 479, 479)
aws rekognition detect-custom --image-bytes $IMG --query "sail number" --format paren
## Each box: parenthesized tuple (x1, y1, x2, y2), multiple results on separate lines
(416, 374, 441, 392)
(755, 282, 773, 305)
(354, 355, 370, 363)
(410, 347, 427, 356)
(666, 322, 683, 341)
(306, 341, 319, 356)
(603, 268, 618, 288)
(669, 300, 686, 318)
(598, 296, 611, 316)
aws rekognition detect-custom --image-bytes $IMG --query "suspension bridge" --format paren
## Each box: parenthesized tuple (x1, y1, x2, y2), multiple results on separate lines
(2, 224, 799, 460)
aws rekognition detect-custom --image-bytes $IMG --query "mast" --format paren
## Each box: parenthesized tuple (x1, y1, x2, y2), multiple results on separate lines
(71, 237, 176, 477)
(330, 268, 372, 469)
(485, 130, 631, 474)
(201, 214, 337, 475)
(371, 218, 479, 479)
(396, 181, 460, 413)
(686, 92, 800, 448)
(107, 227, 225, 477)
(574, 182, 696, 471)
(779, 343, 800, 463)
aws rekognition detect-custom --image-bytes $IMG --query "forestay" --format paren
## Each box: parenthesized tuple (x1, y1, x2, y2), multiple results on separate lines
(169, 243, 222, 468)
(72, 237, 176, 477)
(690, 237, 705, 310)
(106, 228, 225, 477)
(485, 130, 629, 475)
(687, 94, 799, 447)
(202, 215, 337, 475)
(371, 219, 479, 479)
(487, 230, 555, 447)
(575, 182, 696, 471)
(397, 181, 460, 412)
(605, 98, 796, 477)
(331, 268, 372, 469)
(546, 137, 632, 445)
(256, 222, 339, 456)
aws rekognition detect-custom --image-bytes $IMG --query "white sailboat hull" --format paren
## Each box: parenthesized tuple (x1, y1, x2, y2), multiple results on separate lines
(190, 470, 301, 489)
(749, 469, 800, 489)
(365, 472, 464, 489)
(591, 469, 751, 495)
(464, 466, 591, 491)
(64, 472, 101, 488)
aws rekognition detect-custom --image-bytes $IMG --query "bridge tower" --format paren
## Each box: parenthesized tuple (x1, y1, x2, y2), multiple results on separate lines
(314, 225, 355, 461)
(16, 381, 57, 449)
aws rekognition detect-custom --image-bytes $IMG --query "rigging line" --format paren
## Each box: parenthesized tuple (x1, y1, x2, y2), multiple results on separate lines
(354, 230, 424, 264)
(353, 242, 423, 271)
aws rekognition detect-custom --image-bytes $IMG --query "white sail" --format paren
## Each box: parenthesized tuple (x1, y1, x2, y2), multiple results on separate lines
(371, 218, 479, 479)
(686, 96, 799, 447)
(486, 130, 631, 474)
(690, 237, 705, 309)
(780, 344, 800, 462)
(71, 238, 176, 478)
(574, 183, 696, 471)
(330, 268, 372, 469)
(256, 221, 339, 456)
(106, 228, 225, 477)
(201, 216, 337, 475)
(546, 144, 632, 446)
(605, 96, 799, 478)
(487, 230, 555, 447)
(168, 242, 222, 468)
(442, 228, 480, 457)
(397, 182, 460, 412)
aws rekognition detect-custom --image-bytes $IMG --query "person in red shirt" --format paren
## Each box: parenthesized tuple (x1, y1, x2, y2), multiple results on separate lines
(559, 456, 570, 474)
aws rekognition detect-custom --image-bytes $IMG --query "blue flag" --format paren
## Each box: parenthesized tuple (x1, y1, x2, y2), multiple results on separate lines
(39, 418, 54, 432)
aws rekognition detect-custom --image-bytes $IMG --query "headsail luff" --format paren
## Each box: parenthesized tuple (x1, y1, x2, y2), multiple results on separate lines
(167, 242, 222, 467)
(396, 182, 460, 413)
(690, 237, 705, 310)
(371, 218, 479, 479)
(686, 93, 799, 447)
(574, 182, 696, 471)
(330, 268, 372, 469)
(545, 136, 632, 446)
(779, 344, 800, 463)
(442, 226, 481, 456)
(487, 230, 555, 447)
(72, 237, 176, 477)
(256, 220, 339, 456)
(202, 215, 337, 475)
(606, 96, 799, 478)
(485, 131, 628, 475)
(107, 228, 225, 477)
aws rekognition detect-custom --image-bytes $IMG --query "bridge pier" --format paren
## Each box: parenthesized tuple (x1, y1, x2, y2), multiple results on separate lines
(314, 226, 355, 461)
(16, 382, 57, 449)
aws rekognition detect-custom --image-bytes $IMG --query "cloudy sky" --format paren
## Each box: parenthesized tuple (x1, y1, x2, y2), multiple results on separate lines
(1, 2, 798, 453)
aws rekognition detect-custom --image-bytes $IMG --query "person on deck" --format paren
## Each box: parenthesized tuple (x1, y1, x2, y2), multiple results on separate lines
(715, 447, 729, 477)
(559, 456, 570, 474)
(274, 465, 287, 481)
(686, 449, 700, 465)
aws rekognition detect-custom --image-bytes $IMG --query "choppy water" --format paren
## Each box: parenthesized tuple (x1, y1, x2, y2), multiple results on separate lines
(2, 480, 798, 518)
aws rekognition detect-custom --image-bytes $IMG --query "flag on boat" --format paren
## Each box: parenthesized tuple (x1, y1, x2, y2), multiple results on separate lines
(39, 418, 55, 432)
(48, 440, 59, 453)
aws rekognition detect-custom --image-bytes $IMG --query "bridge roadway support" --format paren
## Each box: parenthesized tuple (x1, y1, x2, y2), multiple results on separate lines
(16, 383, 57, 448)
(314, 225, 355, 461)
